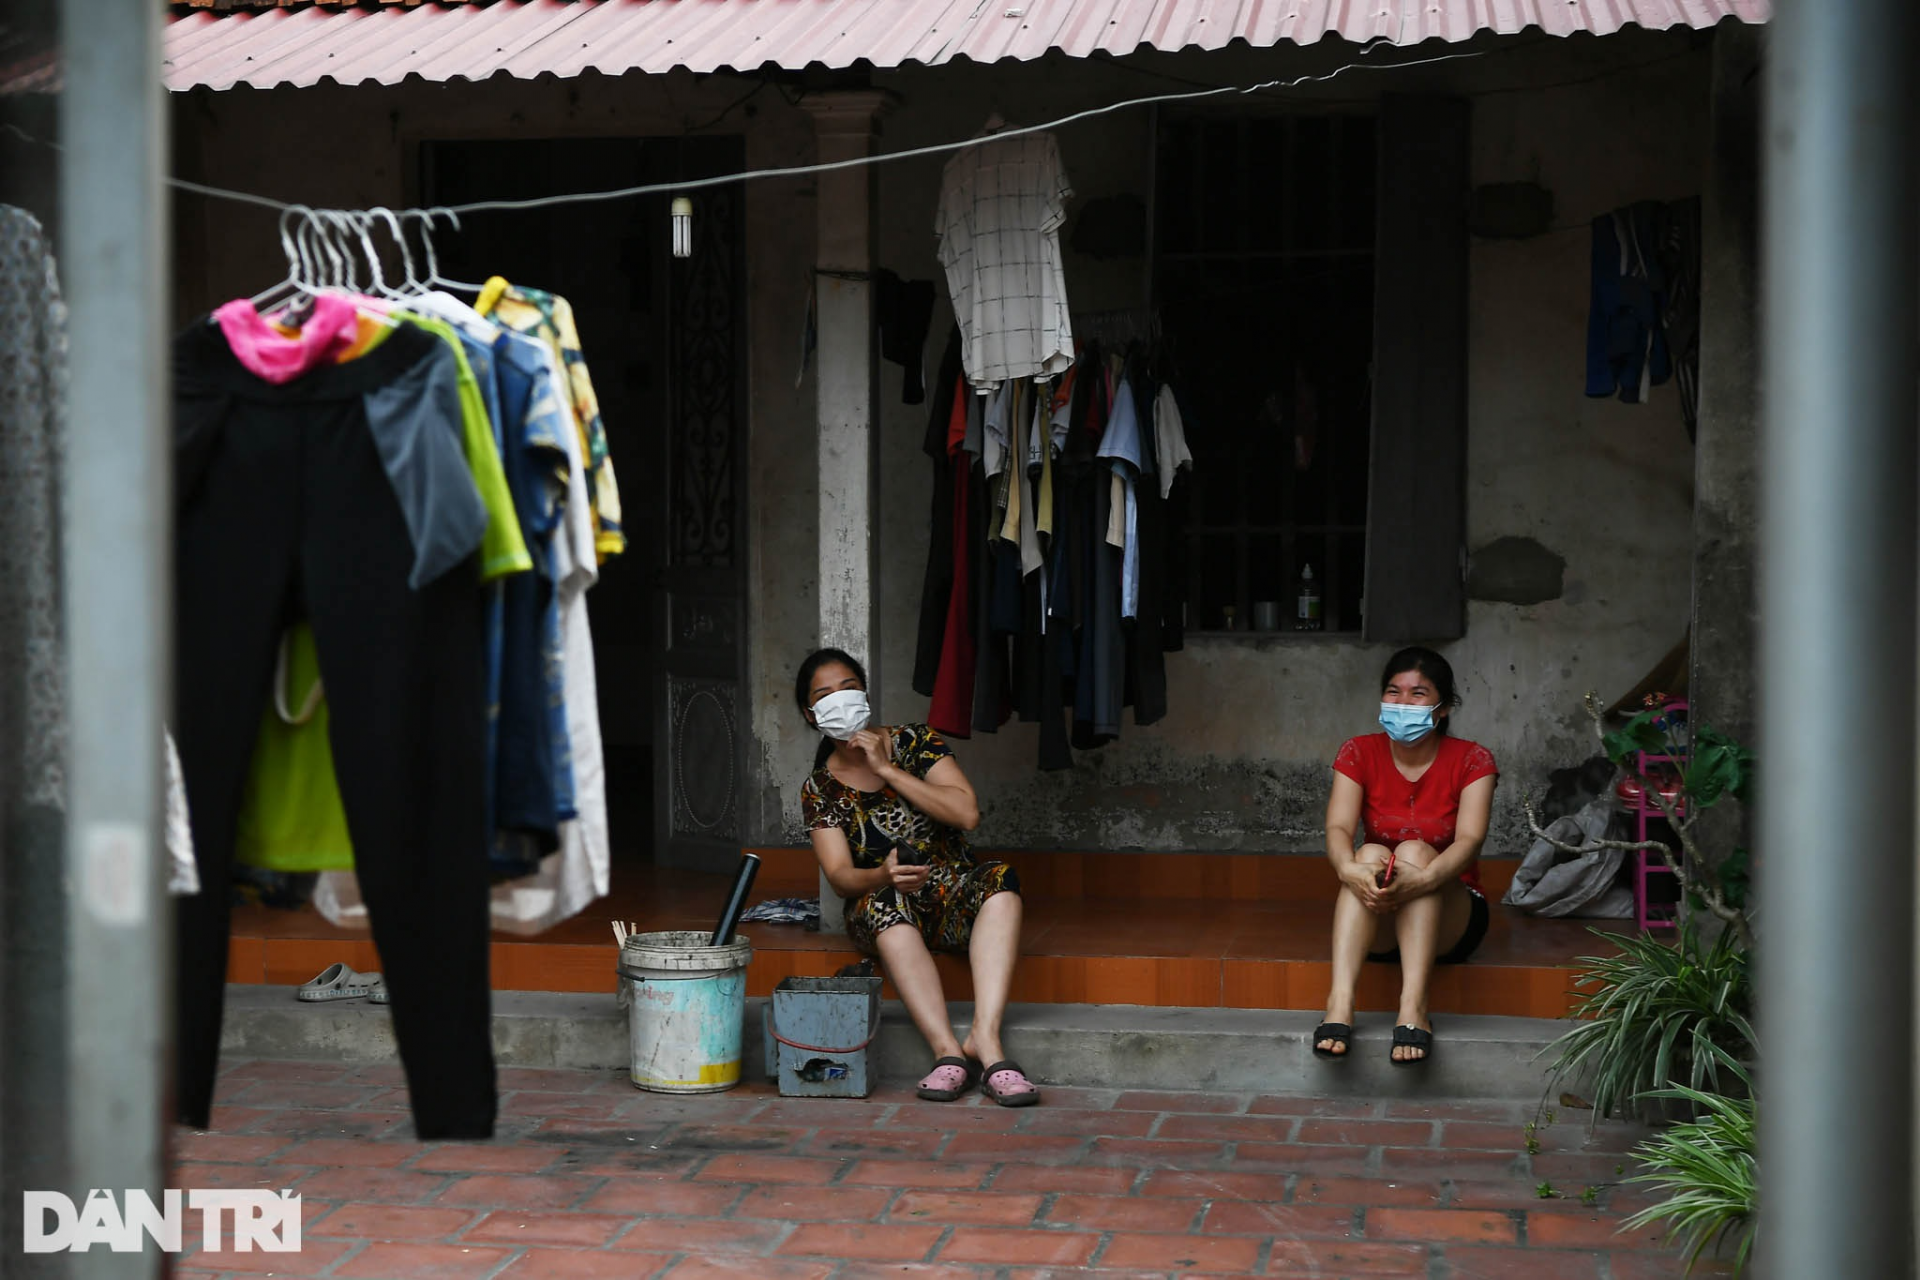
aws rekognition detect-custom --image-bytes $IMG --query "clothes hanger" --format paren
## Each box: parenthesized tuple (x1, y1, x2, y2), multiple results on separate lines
(245, 204, 316, 313)
(411, 207, 489, 295)
(344, 210, 403, 315)
(323, 210, 362, 293)
(345, 210, 404, 325)
(272, 210, 359, 327)
(292, 213, 339, 294)
(371, 206, 422, 297)
(347, 210, 395, 300)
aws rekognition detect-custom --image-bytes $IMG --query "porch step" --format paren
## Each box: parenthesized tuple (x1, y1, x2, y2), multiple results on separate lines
(218, 985, 1573, 1103)
(229, 850, 1628, 1022)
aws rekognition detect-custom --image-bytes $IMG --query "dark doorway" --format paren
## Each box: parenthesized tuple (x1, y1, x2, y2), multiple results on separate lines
(421, 136, 747, 871)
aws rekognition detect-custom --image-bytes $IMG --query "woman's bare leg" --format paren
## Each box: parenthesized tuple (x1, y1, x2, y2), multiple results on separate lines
(1387, 841, 1474, 1062)
(875, 924, 964, 1060)
(961, 891, 1022, 1065)
(1320, 844, 1391, 1055)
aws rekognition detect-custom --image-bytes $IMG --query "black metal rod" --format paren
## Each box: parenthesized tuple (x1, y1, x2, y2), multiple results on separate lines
(711, 852, 762, 946)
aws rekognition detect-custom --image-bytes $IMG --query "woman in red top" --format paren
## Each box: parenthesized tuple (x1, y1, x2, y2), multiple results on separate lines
(1315, 647, 1497, 1065)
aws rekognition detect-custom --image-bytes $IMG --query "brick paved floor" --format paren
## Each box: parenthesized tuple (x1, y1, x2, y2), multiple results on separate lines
(171, 1060, 1736, 1278)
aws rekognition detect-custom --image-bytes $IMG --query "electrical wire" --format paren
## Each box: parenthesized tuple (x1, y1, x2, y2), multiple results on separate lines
(7, 44, 1488, 219)
(443, 46, 1484, 216)
(1, 25, 1723, 224)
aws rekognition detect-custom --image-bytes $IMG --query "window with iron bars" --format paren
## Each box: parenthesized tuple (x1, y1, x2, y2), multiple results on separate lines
(1152, 113, 1376, 635)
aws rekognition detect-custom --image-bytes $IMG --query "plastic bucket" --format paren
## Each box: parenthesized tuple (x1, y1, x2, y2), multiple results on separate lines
(616, 930, 753, 1093)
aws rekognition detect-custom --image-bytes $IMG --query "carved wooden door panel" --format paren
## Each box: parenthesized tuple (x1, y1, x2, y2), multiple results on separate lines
(655, 154, 747, 872)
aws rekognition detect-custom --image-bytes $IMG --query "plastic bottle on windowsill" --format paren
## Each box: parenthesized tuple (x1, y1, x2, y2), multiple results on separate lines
(1294, 564, 1323, 631)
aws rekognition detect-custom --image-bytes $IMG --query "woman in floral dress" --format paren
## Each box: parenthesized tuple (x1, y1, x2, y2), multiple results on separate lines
(796, 648, 1037, 1106)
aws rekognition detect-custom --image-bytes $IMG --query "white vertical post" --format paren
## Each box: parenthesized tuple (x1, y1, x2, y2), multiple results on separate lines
(60, 0, 171, 1271)
(803, 90, 895, 935)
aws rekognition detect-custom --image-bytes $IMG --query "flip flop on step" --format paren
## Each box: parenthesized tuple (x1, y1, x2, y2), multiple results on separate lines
(296, 962, 384, 1003)
(916, 1056, 981, 1101)
(1390, 1023, 1434, 1066)
(979, 1060, 1041, 1108)
(1311, 1022, 1353, 1059)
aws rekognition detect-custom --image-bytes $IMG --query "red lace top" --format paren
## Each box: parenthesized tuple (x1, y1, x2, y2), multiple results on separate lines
(1332, 733, 1498, 896)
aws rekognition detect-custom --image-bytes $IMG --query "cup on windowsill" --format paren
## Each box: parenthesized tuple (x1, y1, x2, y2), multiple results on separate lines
(1251, 601, 1280, 632)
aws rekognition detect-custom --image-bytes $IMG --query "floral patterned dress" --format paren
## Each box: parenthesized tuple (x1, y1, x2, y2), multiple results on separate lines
(801, 724, 1019, 955)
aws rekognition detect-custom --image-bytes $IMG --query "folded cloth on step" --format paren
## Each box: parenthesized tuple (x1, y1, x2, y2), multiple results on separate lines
(738, 897, 820, 925)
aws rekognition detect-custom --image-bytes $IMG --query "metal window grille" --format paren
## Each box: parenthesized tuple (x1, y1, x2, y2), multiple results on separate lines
(1151, 113, 1376, 634)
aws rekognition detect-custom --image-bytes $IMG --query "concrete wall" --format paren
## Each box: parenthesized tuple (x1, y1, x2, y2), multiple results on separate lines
(844, 31, 1713, 856)
(174, 24, 1724, 857)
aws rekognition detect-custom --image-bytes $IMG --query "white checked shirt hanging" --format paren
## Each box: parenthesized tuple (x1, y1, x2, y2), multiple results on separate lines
(936, 131, 1075, 390)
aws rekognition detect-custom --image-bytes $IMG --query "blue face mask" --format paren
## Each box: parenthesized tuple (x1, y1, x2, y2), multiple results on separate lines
(1379, 701, 1438, 743)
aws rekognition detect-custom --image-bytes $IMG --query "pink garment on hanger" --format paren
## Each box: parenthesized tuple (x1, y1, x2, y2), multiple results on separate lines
(213, 294, 361, 384)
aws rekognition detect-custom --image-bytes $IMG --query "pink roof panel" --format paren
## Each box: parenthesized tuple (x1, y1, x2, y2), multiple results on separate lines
(163, 0, 1773, 93)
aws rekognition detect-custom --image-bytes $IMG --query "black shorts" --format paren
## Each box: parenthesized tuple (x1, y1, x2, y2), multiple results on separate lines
(1366, 888, 1489, 966)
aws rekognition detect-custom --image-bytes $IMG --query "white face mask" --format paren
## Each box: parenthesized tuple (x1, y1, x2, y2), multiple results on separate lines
(811, 688, 871, 741)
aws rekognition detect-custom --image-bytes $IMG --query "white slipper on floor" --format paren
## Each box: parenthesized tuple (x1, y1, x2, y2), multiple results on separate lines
(296, 962, 384, 1002)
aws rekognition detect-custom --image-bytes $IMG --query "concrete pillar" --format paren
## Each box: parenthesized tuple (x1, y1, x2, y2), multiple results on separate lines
(1687, 22, 1764, 907)
(803, 89, 896, 934)
(1689, 23, 1763, 756)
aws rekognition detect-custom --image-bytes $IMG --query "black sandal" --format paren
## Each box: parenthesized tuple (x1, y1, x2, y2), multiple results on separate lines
(1311, 1022, 1353, 1059)
(1390, 1023, 1434, 1066)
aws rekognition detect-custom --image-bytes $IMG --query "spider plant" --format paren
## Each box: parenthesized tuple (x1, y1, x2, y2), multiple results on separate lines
(1543, 916, 1754, 1121)
(1625, 1068, 1758, 1274)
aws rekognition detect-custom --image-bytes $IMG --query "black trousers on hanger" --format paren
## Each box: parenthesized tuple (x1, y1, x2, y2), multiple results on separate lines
(172, 351, 497, 1140)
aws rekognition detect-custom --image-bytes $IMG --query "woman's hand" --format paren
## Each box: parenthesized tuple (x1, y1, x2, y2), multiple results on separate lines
(850, 728, 895, 779)
(884, 848, 931, 895)
(1371, 863, 1437, 912)
(1339, 860, 1391, 914)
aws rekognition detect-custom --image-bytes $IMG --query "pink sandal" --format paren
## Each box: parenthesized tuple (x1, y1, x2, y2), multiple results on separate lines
(916, 1056, 981, 1101)
(979, 1060, 1041, 1108)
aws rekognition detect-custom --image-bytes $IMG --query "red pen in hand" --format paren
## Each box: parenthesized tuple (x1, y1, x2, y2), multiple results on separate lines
(1375, 852, 1397, 889)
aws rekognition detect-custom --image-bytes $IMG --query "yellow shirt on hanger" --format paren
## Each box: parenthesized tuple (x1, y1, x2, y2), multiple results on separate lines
(477, 276, 627, 563)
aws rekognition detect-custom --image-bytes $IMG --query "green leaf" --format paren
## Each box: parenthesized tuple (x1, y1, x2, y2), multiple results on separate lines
(1603, 710, 1668, 765)
(1624, 1088, 1757, 1274)
(1683, 736, 1751, 811)
(1692, 725, 1756, 805)
(1539, 922, 1753, 1123)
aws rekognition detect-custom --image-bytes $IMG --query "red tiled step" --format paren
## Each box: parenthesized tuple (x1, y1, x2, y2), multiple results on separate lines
(229, 851, 1624, 1019)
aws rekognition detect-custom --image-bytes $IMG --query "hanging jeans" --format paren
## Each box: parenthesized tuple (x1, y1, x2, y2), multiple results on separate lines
(171, 323, 497, 1140)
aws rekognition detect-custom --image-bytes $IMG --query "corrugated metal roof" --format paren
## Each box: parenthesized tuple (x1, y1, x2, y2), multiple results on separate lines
(0, 19, 58, 95)
(164, 0, 1773, 93)
(0, 49, 58, 96)
(175, 1, 448, 7)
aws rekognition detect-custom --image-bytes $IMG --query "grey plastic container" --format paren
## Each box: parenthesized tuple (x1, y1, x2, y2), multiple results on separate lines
(762, 975, 885, 1098)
